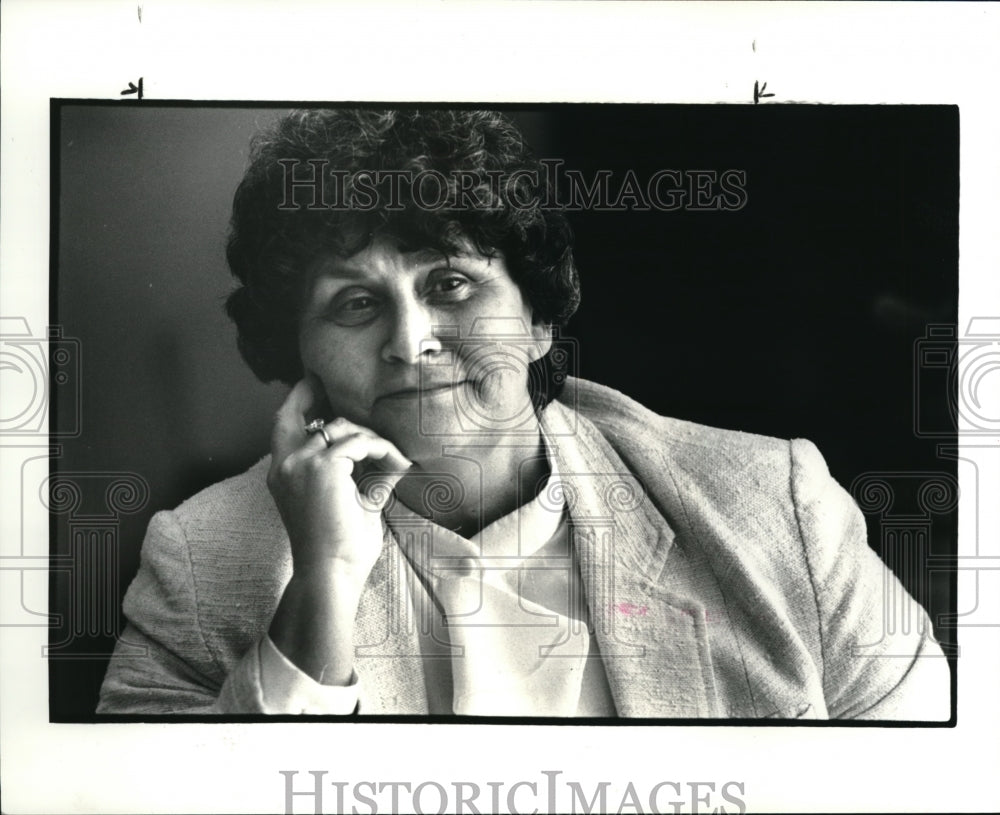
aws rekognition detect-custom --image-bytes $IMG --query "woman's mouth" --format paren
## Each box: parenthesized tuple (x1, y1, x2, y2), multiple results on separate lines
(379, 381, 467, 401)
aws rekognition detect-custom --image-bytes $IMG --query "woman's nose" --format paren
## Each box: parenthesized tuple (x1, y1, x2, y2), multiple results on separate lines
(380, 298, 445, 364)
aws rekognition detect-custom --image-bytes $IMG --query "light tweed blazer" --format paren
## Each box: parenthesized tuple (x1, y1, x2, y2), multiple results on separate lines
(98, 378, 949, 719)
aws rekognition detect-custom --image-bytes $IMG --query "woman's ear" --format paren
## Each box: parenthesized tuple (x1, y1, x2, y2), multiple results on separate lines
(528, 321, 554, 362)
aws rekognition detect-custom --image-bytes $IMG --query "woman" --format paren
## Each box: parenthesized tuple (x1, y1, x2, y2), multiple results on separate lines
(98, 109, 948, 718)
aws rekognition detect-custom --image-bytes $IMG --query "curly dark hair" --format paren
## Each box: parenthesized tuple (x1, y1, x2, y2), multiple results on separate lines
(225, 108, 581, 410)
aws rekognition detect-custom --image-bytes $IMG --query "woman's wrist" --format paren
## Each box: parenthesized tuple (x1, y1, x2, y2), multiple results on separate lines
(288, 557, 372, 599)
(268, 567, 365, 685)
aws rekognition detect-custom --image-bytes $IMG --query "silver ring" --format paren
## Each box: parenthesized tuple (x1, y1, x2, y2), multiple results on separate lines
(304, 418, 333, 447)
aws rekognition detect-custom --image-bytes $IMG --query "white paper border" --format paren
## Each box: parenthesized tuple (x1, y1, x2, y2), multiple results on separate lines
(2, 2, 998, 813)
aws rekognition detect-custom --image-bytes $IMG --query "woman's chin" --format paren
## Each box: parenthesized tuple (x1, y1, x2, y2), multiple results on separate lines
(385, 426, 465, 465)
(371, 389, 538, 461)
(371, 400, 472, 457)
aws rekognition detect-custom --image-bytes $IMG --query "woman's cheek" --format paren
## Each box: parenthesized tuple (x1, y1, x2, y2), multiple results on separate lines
(301, 342, 364, 418)
(473, 368, 505, 406)
(474, 351, 532, 406)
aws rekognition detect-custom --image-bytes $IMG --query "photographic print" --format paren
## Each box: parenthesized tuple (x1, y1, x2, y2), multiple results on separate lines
(49, 103, 957, 726)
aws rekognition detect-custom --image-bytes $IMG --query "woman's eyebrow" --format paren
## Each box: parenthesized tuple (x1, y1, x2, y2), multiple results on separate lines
(316, 249, 452, 281)
(313, 258, 386, 280)
(404, 248, 452, 266)
(315, 264, 368, 281)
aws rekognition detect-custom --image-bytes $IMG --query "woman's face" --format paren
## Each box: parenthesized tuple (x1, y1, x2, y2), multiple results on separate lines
(298, 235, 552, 462)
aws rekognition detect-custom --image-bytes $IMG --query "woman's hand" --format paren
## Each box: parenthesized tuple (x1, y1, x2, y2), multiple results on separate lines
(267, 375, 411, 584)
(266, 376, 411, 686)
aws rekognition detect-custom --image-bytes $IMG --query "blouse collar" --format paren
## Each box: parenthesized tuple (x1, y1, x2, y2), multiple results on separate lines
(385, 427, 566, 569)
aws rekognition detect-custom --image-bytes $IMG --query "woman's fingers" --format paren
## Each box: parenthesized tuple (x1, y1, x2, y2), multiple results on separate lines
(319, 434, 412, 509)
(271, 375, 322, 463)
(319, 433, 410, 469)
(366, 442, 412, 475)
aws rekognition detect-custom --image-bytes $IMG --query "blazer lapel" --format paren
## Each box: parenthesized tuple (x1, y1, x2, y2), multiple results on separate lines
(543, 402, 719, 718)
(352, 525, 429, 714)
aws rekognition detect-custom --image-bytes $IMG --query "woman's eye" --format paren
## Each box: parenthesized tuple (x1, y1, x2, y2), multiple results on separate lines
(430, 275, 471, 299)
(344, 296, 377, 310)
(331, 293, 380, 325)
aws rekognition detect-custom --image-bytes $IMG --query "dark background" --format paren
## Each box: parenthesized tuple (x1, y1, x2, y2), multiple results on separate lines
(50, 104, 958, 721)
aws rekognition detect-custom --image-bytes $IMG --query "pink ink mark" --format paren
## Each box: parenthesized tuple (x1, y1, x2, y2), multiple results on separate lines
(614, 602, 649, 616)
